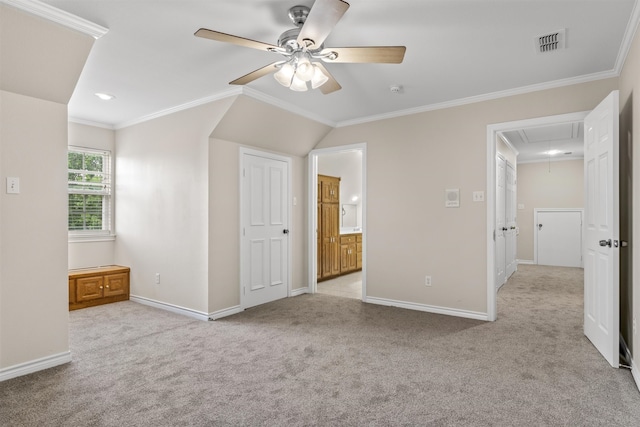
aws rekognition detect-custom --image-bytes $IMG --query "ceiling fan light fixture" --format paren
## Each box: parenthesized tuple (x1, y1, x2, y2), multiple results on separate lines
(290, 75, 308, 92)
(295, 55, 315, 82)
(311, 64, 329, 89)
(274, 62, 295, 87)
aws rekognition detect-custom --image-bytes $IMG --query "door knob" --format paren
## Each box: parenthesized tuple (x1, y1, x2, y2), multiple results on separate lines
(538, 224, 543, 230)
(283, 229, 289, 234)
(502, 227, 508, 231)
(599, 239, 612, 247)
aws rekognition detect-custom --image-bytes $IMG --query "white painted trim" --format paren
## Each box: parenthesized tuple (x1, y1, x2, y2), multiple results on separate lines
(486, 111, 590, 321)
(68, 117, 115, 130)
(208, 305, 243, 320)
(365, 297, 488, 321)
(308, 143, 367, 299)
(337, 72, 615, 128)
(1, 0, 108, 39)
(238, 147, 293, 310)
(0, 351, 71, 382)
(533, 208, 584, 266)
(290, 287, 309, 297)
(517, 259, 535, 265)
(518, 155, 584, 165)
(614, 0, 640, 73)
(241, 87, 336, 127)
(130, 295, 210, 321)
(632, 357, 640, 393)
(115, 88, 242, 129)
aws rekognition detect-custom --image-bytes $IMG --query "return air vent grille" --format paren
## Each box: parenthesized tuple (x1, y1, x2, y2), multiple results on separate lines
(535, 29, 565, 54)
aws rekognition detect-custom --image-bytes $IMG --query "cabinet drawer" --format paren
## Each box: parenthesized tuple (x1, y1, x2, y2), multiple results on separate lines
(340, 235, 356, 244)
(104, 273, 128, 297)
(76, 277, 104, 302)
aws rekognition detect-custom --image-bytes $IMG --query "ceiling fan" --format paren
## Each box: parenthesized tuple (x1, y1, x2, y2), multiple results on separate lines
(194, 0, 406, 94)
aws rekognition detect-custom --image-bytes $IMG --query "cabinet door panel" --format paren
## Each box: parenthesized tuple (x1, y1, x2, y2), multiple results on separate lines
(69, 279, 76, 304)
(104, 273, 128, 297)
(76, 277, 104, 301)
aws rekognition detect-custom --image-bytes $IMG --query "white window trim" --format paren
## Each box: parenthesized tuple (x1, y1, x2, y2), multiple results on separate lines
(68, 145, 114, 241)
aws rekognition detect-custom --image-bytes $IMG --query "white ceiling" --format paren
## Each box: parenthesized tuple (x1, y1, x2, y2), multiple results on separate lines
(40, 0, 637, 131)
(501, 122, 584, 163)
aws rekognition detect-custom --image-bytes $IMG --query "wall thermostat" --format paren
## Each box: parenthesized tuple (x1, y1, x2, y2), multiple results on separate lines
(445, 189, 460, 208)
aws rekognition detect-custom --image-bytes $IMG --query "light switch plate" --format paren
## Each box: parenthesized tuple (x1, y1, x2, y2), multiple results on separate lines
(473, 191, 484, 202)
(6, 177, 20, 194)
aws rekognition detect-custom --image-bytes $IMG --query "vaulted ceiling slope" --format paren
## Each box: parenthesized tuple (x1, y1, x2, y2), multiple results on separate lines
(34, 0, 640, 128)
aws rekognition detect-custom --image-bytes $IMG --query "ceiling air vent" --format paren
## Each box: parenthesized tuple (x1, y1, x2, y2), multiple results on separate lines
(535, 29, 565, 54)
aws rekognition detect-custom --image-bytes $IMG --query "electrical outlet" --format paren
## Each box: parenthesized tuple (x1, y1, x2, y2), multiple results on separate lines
(155, 273, 160, 284)
(6, 177, 20, 194)
(472, 191, 484, 202)
(425, 276, 432, 286)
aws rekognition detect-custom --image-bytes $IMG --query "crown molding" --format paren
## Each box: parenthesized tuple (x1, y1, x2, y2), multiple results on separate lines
(1, 0, 108, 39)
(614, 0, 640, 73)
(240, 87, 336, 127)
(68, 117, 115, 130)
(113, 88, 242, 130)
(335, 70, 618, 128)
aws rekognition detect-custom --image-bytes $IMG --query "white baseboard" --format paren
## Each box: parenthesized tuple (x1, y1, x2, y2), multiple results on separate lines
(364, 296, 488, 321)
(130, 295, 210, 321)
(517, 259, 535, 265)
(0, 351, 71, 382)
(632, 356, 640, 393)
(209, 305, 243, 320)
(290, 287, 309, 297)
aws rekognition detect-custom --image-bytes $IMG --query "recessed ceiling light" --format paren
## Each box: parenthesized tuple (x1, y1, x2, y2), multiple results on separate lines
(94, 93, 115, 101)
(544, 149, 563, 156)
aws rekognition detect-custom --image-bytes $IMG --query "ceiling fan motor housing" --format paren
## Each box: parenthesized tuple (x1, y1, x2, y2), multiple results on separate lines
(288, 5, 310, 27)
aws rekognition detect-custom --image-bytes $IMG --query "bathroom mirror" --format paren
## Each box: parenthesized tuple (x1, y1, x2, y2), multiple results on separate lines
(342, 204, 357, 228)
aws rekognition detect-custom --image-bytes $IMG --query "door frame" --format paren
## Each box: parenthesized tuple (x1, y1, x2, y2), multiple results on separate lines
(239, 147, 293, 310)
(533, 208, 584, 267)
(308, 143, 367, 298)
(486, 111, 588, 321)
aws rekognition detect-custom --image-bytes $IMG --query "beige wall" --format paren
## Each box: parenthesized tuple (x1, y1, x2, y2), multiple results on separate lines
(316, 78, 617, 315)
(0, 5, 94, 373)
(618, 17, 640, 366)
(516, 159, 584, 261)
(115, 96, 316, 316)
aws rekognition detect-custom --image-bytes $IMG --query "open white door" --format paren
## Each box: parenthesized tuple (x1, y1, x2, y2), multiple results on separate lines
(505, 160, 517, 279)
(241, 149, 290, 309)
(495, 155, 506, 288)
(583, 90, 619, 368)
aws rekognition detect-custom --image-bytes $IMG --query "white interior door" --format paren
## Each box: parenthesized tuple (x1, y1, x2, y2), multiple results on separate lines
(536, 210, 583, 267)
(496, 155, 506, 288)
(505, 161, 517, 278)
(584, 90, 619, 368)
(241, 150, 290, 309)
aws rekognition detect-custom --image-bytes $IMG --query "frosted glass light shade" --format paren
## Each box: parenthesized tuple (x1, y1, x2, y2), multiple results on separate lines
(290, 75, 308, 92)
(274, 63, 295, 87)
(296, 57, 315, 82)
(311, 65, 329, 89)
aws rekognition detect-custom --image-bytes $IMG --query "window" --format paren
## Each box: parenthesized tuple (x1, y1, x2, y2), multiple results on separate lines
(68, 147, 112, 237)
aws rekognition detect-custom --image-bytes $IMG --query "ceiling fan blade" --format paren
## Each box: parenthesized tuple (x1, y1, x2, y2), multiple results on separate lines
(297, 0, 350, 49)
(229, 62, 280, 86)
(314, 63, 342, 94)
(320, 46, 406, 63)
(195, 28, 280, 52)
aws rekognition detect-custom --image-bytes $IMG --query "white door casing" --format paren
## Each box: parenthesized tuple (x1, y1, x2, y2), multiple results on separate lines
(496, 155, 506, 289)
(505, 161, 517, 278)
(535, 209, 583, 268)
(240, 149, 291, 309)
(583, 90, 620, 368)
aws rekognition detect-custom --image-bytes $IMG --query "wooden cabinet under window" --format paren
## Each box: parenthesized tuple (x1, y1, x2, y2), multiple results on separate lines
(69, 265, 130, 310)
